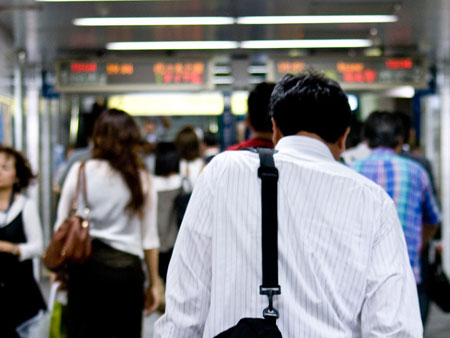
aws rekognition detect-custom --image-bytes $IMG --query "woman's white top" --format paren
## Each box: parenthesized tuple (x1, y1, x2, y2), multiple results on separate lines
(55, 160, 159, 258)
(179, 158, 204, 187)
(0, 194, 43, 261)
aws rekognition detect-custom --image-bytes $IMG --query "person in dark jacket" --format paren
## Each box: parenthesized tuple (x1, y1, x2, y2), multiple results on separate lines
(0, 146, 46, 337)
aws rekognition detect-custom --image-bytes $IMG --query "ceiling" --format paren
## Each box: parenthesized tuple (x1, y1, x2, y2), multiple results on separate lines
(0, 0, 447, 69)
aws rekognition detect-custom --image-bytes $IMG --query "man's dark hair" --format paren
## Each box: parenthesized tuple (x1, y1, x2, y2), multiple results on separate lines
(269, 71, 351, 143)
(363, 111, 402, 149)
(392, 111, 412, 144)
(248, 82, 276, 133)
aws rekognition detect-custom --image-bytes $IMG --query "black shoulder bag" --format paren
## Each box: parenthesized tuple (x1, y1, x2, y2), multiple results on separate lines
(215, 148, 282, 338)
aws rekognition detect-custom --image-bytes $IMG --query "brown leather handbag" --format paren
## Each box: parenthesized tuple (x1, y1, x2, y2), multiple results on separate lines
(43, 162, 91, 271)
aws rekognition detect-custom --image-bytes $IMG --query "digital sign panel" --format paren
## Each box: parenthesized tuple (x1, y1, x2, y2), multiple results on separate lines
(271, 56, 427, 89)
(56, 59, 212, 92)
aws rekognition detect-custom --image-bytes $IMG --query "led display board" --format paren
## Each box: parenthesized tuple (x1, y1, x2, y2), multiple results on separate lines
(270, 56, 427, 89)
(56, 59, 213, 92)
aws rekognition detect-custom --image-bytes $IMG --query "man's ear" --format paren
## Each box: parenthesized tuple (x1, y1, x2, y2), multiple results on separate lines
(245, 114, 251, 128)
(271, 118, 283, 145)
(337, 127, 351, 153)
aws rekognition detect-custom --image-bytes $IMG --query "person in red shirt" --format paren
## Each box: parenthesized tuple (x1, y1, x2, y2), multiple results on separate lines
(227, 82, 276, 150)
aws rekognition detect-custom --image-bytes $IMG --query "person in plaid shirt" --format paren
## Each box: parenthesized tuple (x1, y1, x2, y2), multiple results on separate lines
(352, 111, 440, 322)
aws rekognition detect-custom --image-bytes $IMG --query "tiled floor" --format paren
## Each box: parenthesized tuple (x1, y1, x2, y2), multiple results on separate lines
(425, 303, 450, 338)
(142, 312, 159, 337)
(40, 277, 450, 337)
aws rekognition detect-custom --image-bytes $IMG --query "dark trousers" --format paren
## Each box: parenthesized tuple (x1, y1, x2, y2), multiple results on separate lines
(67, 241, 144, 338)
(418, 245, 432, 326)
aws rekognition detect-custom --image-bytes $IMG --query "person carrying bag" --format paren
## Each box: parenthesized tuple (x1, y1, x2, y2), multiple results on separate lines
(155, 71, 422, 337)
(52, 109, 161, 338)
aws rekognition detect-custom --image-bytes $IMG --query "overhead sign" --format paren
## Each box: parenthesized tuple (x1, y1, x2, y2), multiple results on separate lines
(56, 59, 213, 92)
(270, 56, 427, 89)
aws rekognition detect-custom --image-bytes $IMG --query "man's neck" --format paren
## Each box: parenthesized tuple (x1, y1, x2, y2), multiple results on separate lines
(251, 131, 273, 141)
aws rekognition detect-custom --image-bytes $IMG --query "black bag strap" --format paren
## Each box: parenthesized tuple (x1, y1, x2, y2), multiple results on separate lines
(257, 148, 281, 320)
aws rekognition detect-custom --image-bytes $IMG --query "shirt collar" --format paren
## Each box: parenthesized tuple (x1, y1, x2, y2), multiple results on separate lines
(275, 135, 335, 162)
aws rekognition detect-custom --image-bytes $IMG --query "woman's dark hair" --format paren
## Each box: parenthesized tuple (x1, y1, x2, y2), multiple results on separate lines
(154, 142, 180, 176)
(174, 125, 201, 161)
(92, 108, 144, 213)
(363, 111, 402, 149)
(0, 146, 36, 192)
(269, 70, 351, 143)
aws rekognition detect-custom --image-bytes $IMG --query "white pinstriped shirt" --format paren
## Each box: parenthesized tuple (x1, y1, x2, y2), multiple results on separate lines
(154, 135, 422, 338)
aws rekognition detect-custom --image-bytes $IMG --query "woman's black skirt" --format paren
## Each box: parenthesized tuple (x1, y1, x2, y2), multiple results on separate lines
(67, 240, 145, 338)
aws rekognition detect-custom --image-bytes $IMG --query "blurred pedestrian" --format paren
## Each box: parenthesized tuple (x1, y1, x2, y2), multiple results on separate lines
(227, 82, 275, 150)
(153, 142, 181, 283)
(55, 108, 160, 338)
(352, 111, 441, 323)
(55, 99, 105, 192)
(202, 131, 220, 164)
(0, 146, 46, 337)
(174, 125, 204, 187)
(341, 114, 370, 164)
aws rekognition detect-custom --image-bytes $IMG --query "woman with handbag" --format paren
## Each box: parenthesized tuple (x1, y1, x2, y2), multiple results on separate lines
(0, 146, 46, 337)
(55, 108, 161, 338)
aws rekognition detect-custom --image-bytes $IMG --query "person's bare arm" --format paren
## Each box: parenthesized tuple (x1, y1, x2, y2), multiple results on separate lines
(144, 248, 160, 316)
(422, 224, 439, 250)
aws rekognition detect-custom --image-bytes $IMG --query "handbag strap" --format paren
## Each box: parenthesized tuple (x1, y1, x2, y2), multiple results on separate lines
(71, 161, 89, 216)
(257, 148, 281, 320)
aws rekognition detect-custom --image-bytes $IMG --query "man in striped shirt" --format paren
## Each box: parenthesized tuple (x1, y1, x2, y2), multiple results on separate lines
(352, 111, 440, 322)
(155, 72, 422, 337)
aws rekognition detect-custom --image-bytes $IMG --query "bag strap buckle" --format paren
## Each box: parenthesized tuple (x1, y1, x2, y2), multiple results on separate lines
(258, 166, 279, 180)
(260, 286, 281, 319)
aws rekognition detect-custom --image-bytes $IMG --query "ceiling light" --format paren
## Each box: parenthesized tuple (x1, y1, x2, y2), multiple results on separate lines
(240, 39, 373, 49)
(108, 93, 224, 116)
(107, 39, 373, 50)
(106, 41, 239, 50)
(74, 17, 235, 26)
(236, 15, 398, 25)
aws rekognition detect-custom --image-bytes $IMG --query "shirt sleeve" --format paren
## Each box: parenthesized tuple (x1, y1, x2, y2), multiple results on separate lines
(154, 164, 214, 337)
(361, 198, 423, 337)
(421, 171, 441, 226)
(54, 162, 80, 230)
(141, 172, 160, 250)
(18, 198, 44, 261)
